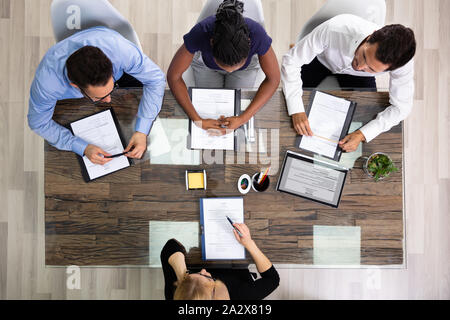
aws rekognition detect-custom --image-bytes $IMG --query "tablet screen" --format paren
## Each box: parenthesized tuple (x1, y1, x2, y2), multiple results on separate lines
(277, 151, 347, 207)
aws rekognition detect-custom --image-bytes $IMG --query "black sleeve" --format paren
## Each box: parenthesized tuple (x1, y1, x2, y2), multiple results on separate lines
(160, 239, 187, 300)
(233, 265, 280, 300)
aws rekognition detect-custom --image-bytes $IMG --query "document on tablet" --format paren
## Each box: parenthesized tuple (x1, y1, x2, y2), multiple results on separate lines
(277, 151, 348, 208)
(297, 91, 356, 161)
(200, 197, 245, 260)
(70, 109, 130, 181)
(189, 88, 240, 150)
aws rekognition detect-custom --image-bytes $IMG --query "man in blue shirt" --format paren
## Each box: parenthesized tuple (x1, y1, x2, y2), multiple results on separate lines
(28, 26, 166, 165)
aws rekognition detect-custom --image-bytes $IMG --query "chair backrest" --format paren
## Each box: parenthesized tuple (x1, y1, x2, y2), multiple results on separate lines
(197, 0, 265, 27)
(297, 0, 386, 42)
(50, 0, 142, 50)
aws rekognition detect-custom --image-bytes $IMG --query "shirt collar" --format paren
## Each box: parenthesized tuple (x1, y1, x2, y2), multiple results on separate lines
(63, 65, 71, 85)
(349, 31, 372, 57)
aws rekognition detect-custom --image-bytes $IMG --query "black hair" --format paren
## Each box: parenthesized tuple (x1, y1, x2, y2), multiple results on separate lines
(212, 0, 250, 66)
(66, 46, 113, 89)
(367, 24, 416, 71)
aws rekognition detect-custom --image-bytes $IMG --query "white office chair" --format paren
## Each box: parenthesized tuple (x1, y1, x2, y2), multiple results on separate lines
(183, 0, 266, 88)
(50, 0, 142, 50)
(296, 0, 386, 90)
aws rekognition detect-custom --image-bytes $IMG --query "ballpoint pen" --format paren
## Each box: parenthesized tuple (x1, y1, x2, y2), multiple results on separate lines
(313, 134, 339, 144)
(104, 146, 135, 158)
(104, 151, 129, 158)
(226, 216, 243, 237)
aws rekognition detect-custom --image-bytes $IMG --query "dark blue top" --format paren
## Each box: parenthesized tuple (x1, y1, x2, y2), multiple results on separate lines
(183, 16, 272, 71)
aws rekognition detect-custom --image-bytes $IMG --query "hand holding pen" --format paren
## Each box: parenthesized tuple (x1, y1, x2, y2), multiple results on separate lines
(227, 217, 254, 248)
(104, 146, 135, 159)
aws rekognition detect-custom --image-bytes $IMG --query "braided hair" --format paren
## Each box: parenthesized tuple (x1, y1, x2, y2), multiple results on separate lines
(212, 0, 250, 66)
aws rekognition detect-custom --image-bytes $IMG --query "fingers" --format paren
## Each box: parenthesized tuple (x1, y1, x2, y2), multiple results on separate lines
(293, 118, 312, 136)
(205, 119, 222, 130)
(127, 145, 145, 159)
(123, 141, 133, 153)
(339, 137, 351, 151)
(299, 120, 313, 136)
(292, 117, 303, 135)
(339, 135, 356, 152)
(233, 223, 249, 237)
(125, 133, 146, 159)
(232, 229, 241, 243)
(207, 127, 227, 136)
(97, 148, 112, 158)
(91, 151, 112, 165)
(342, 143, 356, 152)
(213, 120, 224, 129)
(299, 122, 308, 136)
(339, 135, 351, 145)
(221, 116, 231, 126)
(305, 120, 313, 136)
(294, 123, 303, 135)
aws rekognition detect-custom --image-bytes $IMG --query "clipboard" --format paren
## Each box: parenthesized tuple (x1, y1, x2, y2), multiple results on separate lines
(199, 197, 246, 261)
(276, 150, 348, 208)
(295, 90, 357, 162)
(68, 108, 132, 183)
(187, 87, 241, 151)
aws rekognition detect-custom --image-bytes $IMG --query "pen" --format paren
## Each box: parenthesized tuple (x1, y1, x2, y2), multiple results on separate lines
(313, 134, 339, 144)
(258, 167, 270, 185)
(104, 151, 129, 158)
(226, 216, 243, 237)
(105, 146, 135, 158)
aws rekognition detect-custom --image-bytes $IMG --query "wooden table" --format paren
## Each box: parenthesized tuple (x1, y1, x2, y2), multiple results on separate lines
(45, 89, 404, 267)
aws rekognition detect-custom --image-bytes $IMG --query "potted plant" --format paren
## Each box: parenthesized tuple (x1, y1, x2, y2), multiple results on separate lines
(363, 152, 398, 181)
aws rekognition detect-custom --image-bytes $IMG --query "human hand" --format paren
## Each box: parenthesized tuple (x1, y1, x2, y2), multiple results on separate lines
(194, 118, 227, 136)
(339, 130, 366, 152)
(292, 112, 313, 136)
(125, 132, 147, 159)
(84, 144, 112, 165)
(221, 115, 244, 131)
(232, 223, 254, 249)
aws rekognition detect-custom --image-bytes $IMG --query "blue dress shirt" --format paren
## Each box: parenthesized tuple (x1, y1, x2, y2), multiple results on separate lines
(27, 26, 166, 156)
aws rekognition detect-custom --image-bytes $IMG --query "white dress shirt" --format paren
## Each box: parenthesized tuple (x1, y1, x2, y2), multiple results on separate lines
(281, 14, 414, 142)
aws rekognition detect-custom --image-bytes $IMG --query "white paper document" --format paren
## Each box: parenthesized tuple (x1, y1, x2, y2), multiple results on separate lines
(201, 197, 245, 260)
(299, 91, 351, 158)
(70, 110, 130, 180)
(190, 88, 236, 150)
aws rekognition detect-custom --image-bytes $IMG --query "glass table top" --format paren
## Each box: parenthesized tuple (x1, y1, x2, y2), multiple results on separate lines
(45, 88, 404, 268)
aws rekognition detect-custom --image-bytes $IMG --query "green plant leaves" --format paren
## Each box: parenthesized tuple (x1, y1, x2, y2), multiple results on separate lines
(367, 154, 398, 181)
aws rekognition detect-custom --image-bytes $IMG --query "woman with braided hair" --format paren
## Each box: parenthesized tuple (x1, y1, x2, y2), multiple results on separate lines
(167, 0, 280, 135)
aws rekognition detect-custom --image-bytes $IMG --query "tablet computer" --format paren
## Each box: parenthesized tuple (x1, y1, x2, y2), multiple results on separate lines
(276, 150, 348, 208)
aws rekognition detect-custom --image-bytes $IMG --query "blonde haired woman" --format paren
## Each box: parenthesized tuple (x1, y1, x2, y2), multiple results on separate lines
(160, 223, 279, 300)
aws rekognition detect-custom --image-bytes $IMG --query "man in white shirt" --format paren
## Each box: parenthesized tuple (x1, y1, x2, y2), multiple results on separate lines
(281, 14, 416, 152)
